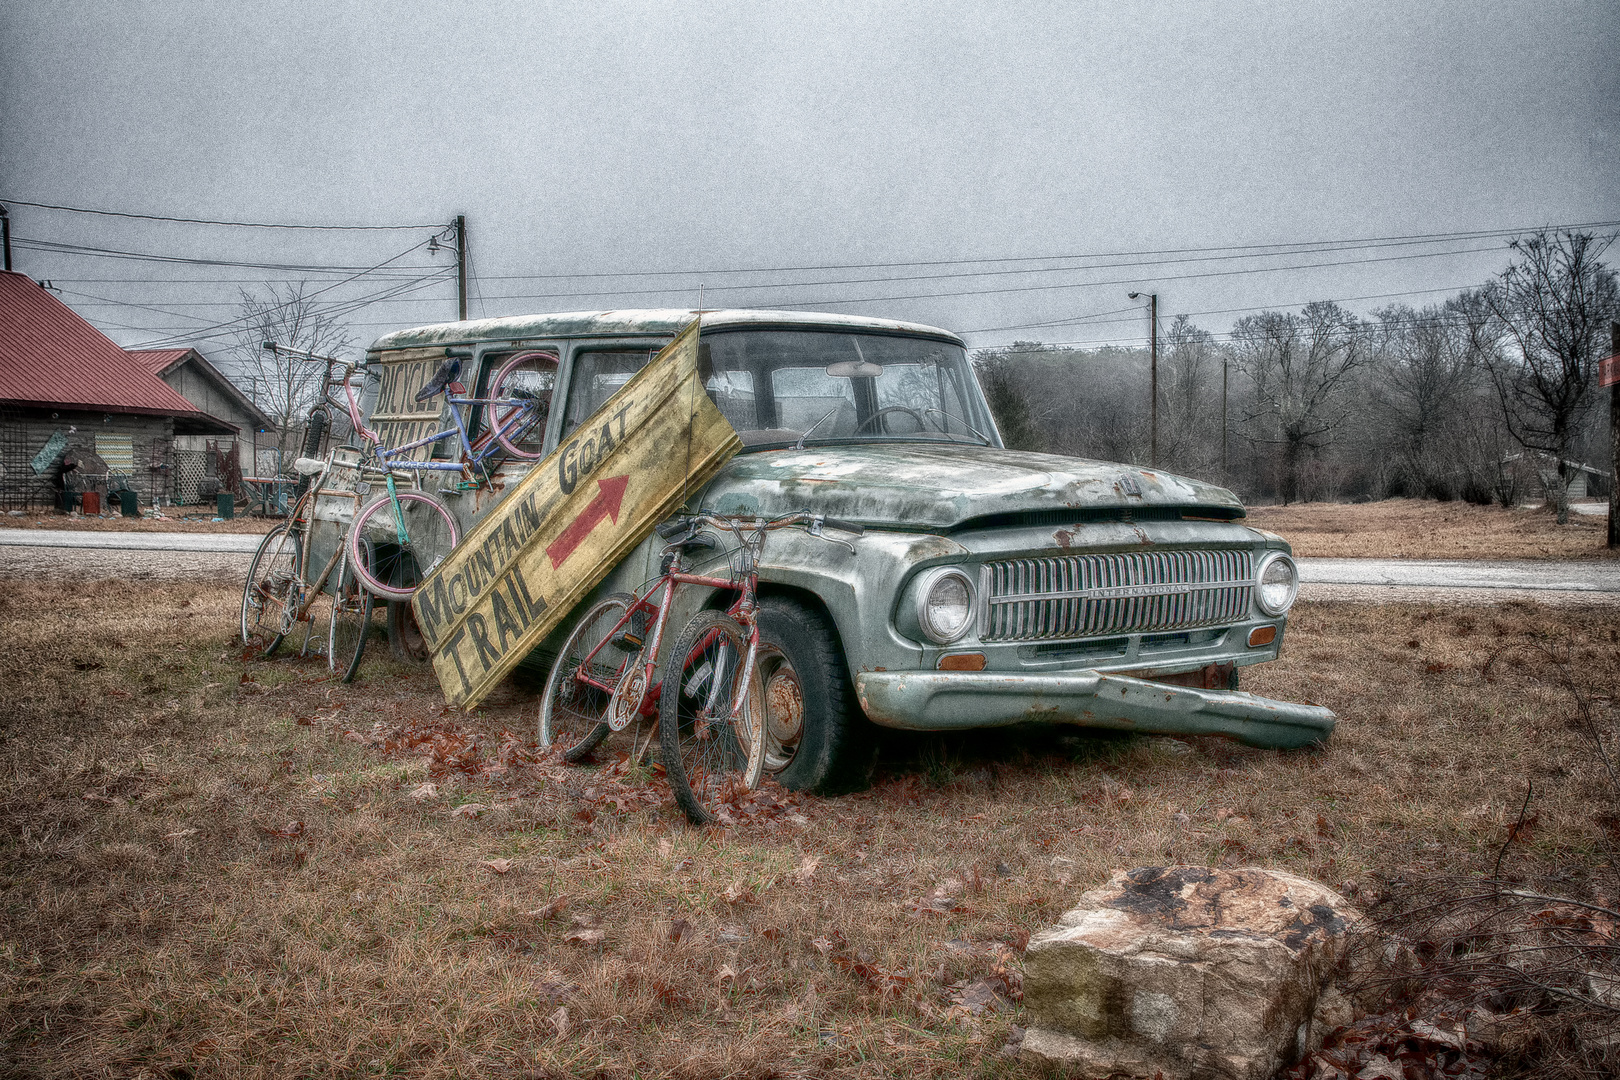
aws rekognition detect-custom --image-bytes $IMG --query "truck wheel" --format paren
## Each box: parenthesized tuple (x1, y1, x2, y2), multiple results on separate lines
(756, 596, 874, 794)
(387, 600, 431, 664)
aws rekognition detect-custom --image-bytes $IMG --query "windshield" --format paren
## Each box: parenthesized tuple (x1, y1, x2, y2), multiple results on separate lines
(698, 329, 1000, 448)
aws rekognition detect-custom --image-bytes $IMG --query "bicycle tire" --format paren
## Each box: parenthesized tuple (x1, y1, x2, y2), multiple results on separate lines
(292, 408, 330, 502)
(539, 593, 636, 762)
(240, 521, 300, 657)
(345, 489, 461, 601)
(489, 350, 555, 459)
(328, 546, 375, 682)
(658, 610, 766, 826)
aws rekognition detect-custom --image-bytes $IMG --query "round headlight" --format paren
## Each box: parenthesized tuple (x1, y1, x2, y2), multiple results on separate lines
(1254, 552, 1299, 616)
(918, 568, 977, 644)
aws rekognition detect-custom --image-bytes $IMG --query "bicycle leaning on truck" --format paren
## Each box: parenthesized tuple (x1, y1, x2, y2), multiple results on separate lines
(239, 345, 553, 679)
(538, 510, 864, 825)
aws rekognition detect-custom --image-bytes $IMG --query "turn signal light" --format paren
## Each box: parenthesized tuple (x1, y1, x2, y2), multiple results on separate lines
(1248, 625, 1277, 647)
(937, 652, 987, 671)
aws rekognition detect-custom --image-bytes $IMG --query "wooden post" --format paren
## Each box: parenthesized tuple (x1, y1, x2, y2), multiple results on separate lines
(1608, 321, 1619, 548)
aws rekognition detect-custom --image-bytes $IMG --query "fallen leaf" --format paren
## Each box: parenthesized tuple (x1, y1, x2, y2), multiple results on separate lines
(669, 918, 691, 944)
(795, 855, 821, 883)
(452, 803, 489, 818)
(525, 895, 569, 919)
(409, 782, 439, 802)
(257, 821, 305, 839)
(716, 963, 738, 985)
(482, 858, 514, 875)
(548, 1005, 571, 1038)
(949, 978, 1007, 1015)
(165, 828, 198, 840)
(658, 837, 673, 859)
(563, 927, 605, 946)
(722, 881, 751, 904)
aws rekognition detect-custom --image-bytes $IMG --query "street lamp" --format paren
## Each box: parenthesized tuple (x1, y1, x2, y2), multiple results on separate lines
(1128, 291, 1158, 468)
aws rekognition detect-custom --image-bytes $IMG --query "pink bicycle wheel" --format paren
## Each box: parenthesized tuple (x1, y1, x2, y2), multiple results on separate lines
(345, 489, 461, 602)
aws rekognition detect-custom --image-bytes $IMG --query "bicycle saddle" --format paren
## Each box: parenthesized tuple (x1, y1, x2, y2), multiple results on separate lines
(414, 357, 463, 403)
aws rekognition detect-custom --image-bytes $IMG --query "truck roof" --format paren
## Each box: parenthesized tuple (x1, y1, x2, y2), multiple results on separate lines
(368, 308, 965, 352)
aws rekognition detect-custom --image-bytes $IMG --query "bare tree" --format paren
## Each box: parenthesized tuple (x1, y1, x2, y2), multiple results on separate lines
(1372, 290, 1500, 500)
(226, 282, 354, 469)
(1485, 231, 1620, 523)
(1230, 301, 1370, 504)
(1158, 315, 1220, 477)
(973, 342, 1046, 451)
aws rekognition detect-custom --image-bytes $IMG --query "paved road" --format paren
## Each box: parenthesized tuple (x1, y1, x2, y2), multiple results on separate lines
(0, 528, 262, 581)
(2, 530, 1617, 601)
(1297, 558, 1619, 594)
(0, 528, 262, 553)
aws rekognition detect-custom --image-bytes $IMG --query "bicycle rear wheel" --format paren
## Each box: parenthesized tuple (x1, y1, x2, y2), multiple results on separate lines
(240, 522, 300, 657)
(539, 593, 637, 762)
(328, 546, 375, 682)
(658, 610, 766, 826)
(489, 350, 555, 459)
(345, 489, 460, 602)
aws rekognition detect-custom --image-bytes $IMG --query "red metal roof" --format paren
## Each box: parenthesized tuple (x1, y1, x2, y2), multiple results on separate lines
(0, 271, 215, 419)
(128, 348, 192, 376)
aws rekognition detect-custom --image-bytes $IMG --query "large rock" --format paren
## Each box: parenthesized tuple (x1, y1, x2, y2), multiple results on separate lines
(1023, 866, 1359, 1080)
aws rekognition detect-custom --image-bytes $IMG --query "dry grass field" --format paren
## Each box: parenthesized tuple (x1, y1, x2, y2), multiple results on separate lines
(1, 581, 1616, 1078)
(1249, 498, 1617, 560)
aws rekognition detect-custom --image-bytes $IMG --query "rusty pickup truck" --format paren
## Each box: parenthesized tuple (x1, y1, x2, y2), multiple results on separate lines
(362, 309, 1335, 792)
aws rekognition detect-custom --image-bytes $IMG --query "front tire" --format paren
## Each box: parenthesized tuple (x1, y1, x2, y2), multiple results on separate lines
(756, 596, 874, 794)
(240, 522, 299, 657)
(658, 610, 765, 825)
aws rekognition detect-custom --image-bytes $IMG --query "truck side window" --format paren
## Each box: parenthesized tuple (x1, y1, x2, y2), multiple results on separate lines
(562, 348, 659, 437)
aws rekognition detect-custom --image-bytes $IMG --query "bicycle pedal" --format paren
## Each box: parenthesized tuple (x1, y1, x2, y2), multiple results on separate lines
(610, 632, 644, 651)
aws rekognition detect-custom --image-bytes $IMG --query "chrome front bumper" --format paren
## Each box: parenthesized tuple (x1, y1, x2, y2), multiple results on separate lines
(853, 669, 1337, 749)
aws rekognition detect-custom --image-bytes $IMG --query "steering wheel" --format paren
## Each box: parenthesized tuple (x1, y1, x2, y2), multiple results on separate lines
(854, 405, 928, 435)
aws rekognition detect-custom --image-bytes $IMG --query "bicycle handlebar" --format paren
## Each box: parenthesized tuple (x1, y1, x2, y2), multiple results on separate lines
(660, 510, 865, 543)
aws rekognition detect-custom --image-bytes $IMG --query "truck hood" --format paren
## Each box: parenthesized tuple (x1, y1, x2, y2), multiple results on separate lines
(697, 443, 1244, 530)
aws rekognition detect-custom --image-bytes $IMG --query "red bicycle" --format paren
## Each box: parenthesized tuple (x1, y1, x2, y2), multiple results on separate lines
(538, 510, 863, 824)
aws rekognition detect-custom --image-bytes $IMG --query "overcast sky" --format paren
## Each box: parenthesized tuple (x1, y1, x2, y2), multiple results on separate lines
(2, 0, 1616, 362)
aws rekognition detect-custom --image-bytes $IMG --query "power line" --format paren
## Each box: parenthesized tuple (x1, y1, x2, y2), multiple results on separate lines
(401, 217, 1620, 281)
(13, 236, 446, 275)
(958, 283, 1491, 337)
(131, 239, 446, 349)
(1, 197, 444, 231)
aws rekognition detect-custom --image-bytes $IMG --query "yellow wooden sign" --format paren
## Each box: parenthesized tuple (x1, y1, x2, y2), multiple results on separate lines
(411, 319, 740, 707)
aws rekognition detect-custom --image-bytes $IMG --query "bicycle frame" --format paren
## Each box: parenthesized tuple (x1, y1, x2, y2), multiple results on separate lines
(369, 389, 536, 483)
(573, 562, 760, 736)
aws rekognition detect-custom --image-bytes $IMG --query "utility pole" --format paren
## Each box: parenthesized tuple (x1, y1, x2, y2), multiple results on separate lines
(454, 214, 468, 321)
(1129, 291, 1159, 467)
(1, 204, 11, 272)
(1608, 321, 1619, 548)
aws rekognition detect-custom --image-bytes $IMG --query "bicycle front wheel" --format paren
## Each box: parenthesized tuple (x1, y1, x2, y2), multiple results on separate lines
(328, 546, 375, 682)
(240, 522, 300, 656)
(658, 610, 766, 826)
(539, 593, 637, 762)
(345, 489, 461, 602)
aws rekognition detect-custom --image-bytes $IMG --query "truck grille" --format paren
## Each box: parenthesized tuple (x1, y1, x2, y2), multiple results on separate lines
(979, 550, 1254, 643)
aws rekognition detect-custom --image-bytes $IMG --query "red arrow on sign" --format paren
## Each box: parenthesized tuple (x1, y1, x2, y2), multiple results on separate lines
(546, 475, 630, 569)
